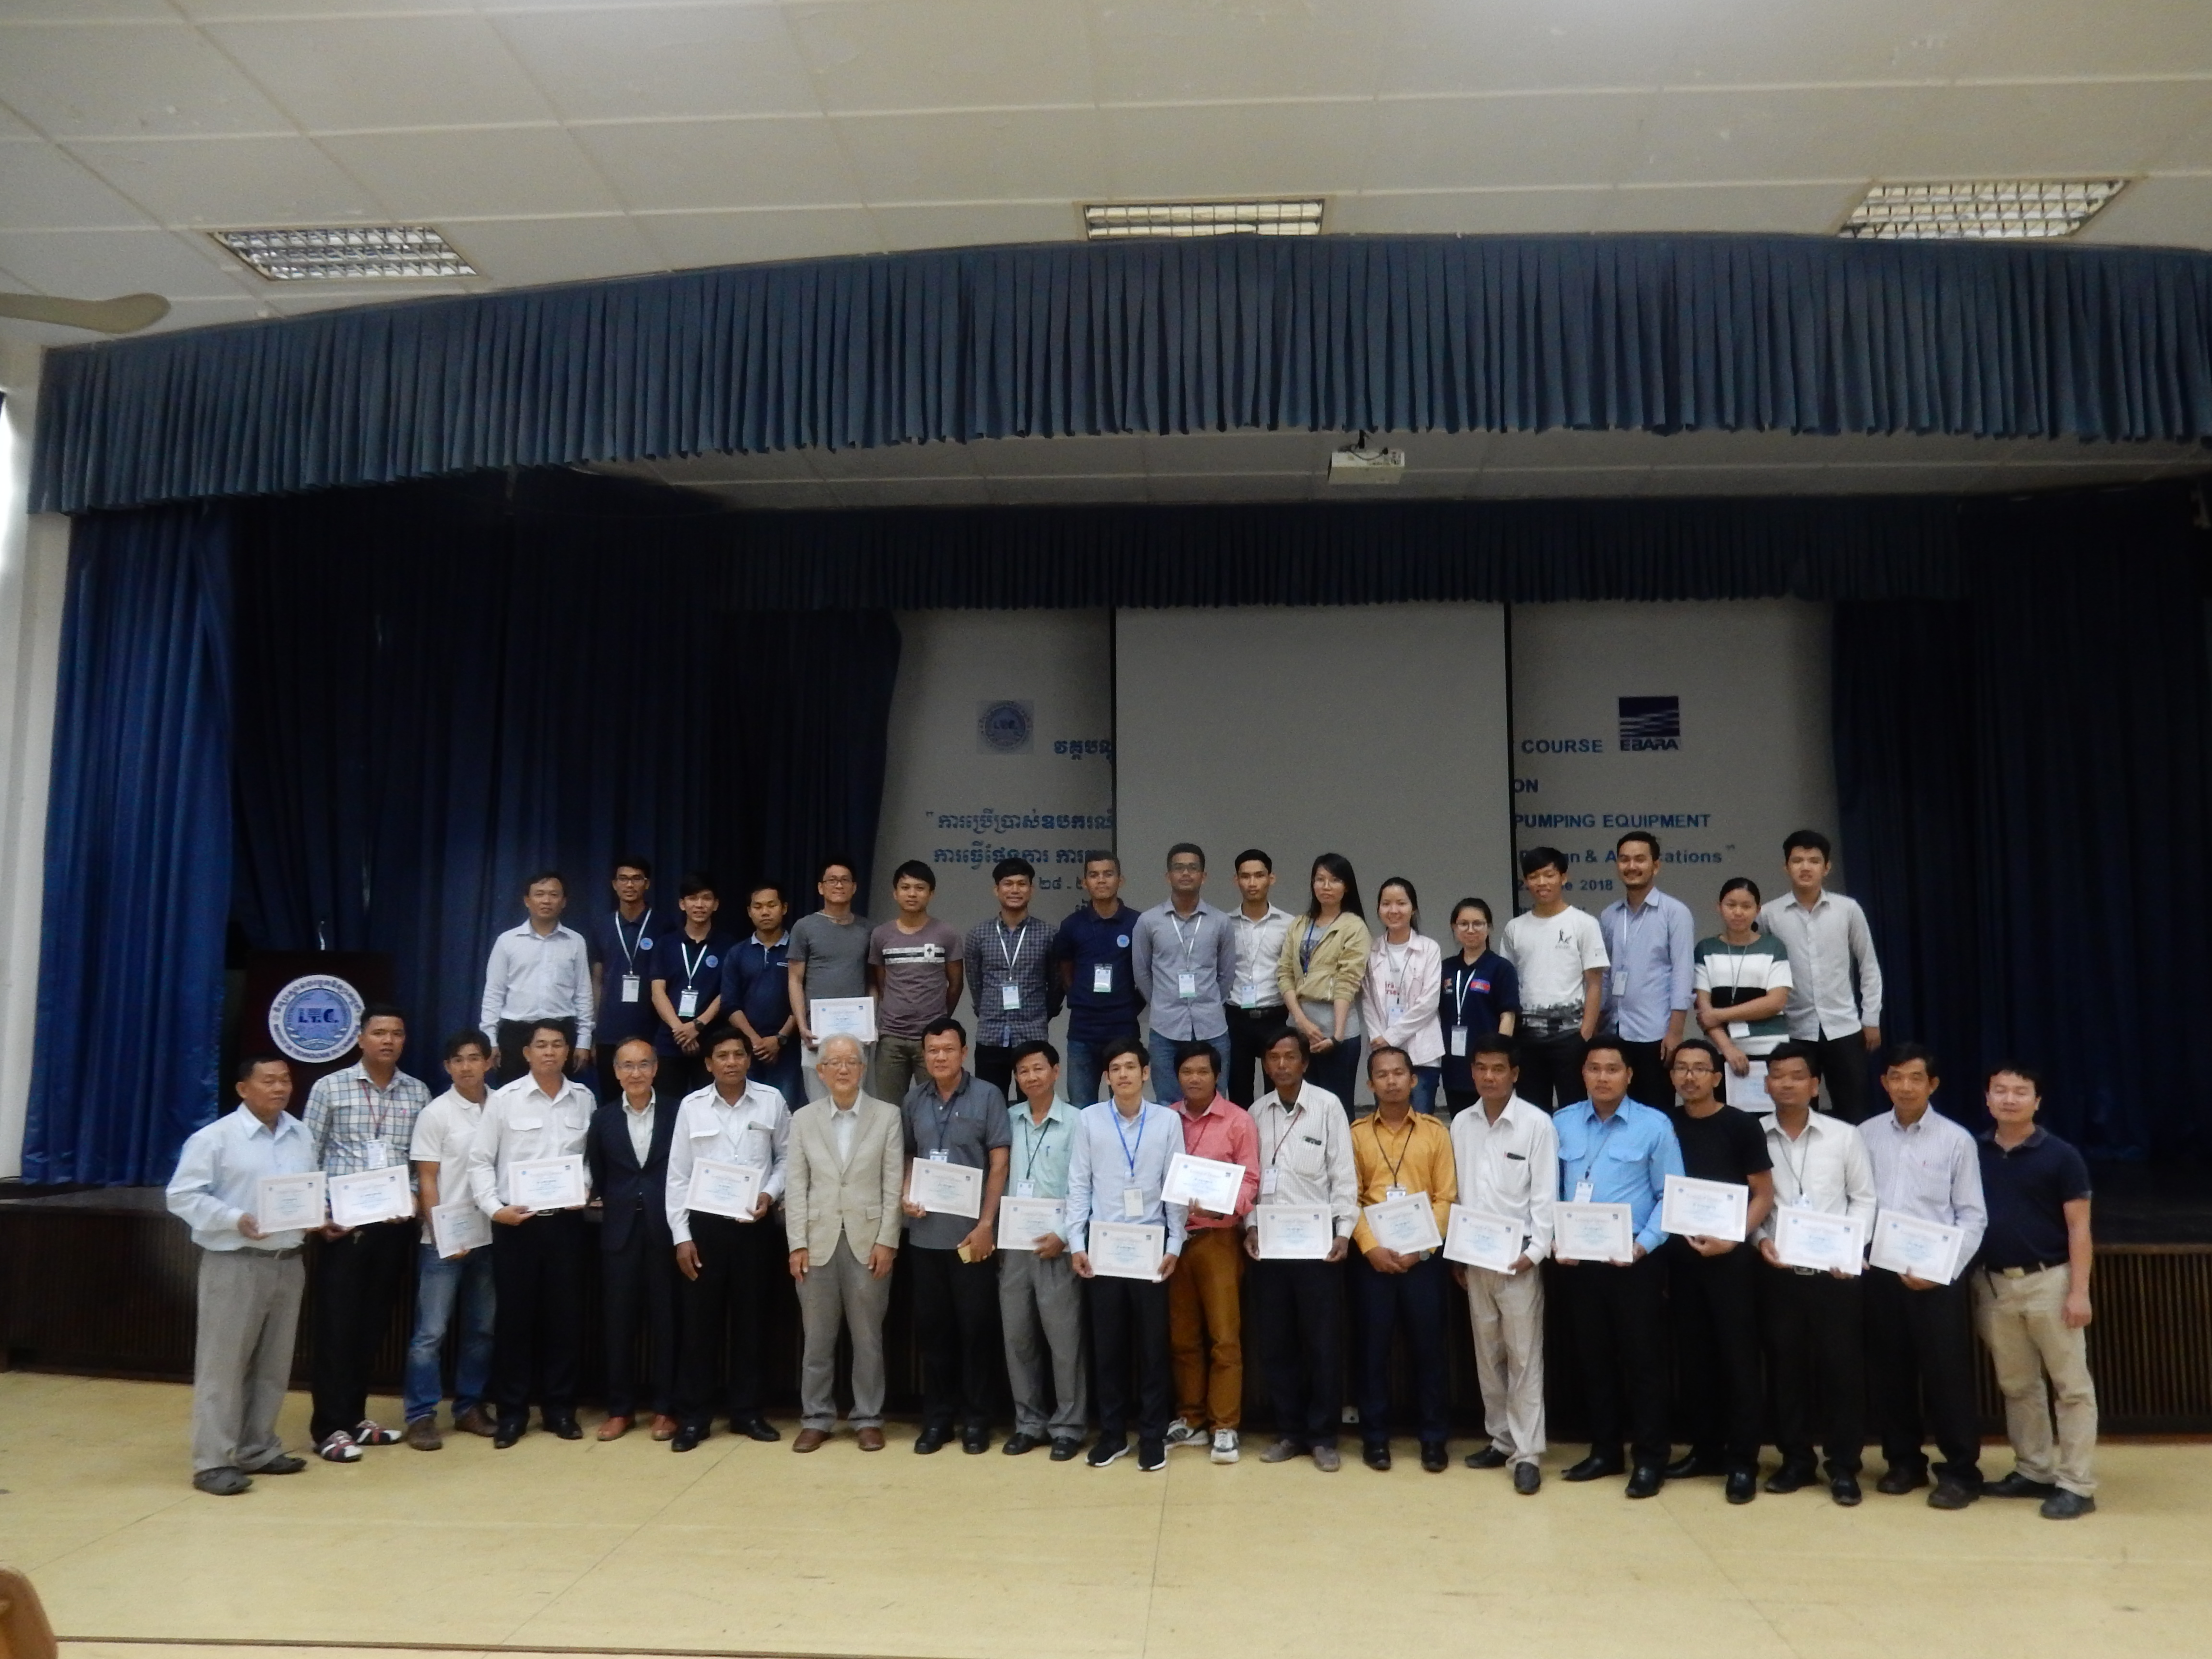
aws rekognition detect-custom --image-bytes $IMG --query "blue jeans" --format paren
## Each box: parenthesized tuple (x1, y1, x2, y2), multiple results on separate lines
(1413, 1065, 1443, 1115)
(1147, 1030, 1231, 1099)
(1064, 1037, 1114, 1106)
(403, 1241, 496, 1423)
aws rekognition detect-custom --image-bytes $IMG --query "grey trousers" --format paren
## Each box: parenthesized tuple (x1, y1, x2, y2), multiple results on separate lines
(192, 1247, 306, 1473)
(999, 1247, 1088, 1439)
(1465, 1261, 1547, 1466)
(795, 1236, 893, 1431)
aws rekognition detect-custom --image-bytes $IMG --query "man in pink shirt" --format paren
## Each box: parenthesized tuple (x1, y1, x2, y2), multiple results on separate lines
(1164, 1041, 1261, 1464)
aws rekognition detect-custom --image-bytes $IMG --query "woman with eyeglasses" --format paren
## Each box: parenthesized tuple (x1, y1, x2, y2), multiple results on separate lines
(1435, 898, 1520, 1119)
(1361, 878, 1445, 1114)
(1275, 854, 1371, 1106)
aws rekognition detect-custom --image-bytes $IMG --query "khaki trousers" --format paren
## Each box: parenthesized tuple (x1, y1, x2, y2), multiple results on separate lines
(1972, 1264, 2098, 1495)
(1465, 1261, 1546, 1465)
(1169, 1226, 1245, 1429)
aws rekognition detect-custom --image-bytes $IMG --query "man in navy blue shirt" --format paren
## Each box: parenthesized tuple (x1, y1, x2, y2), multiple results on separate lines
(587, 857, 667, 1101)
(650, 873, 732, 1097)
(721, 882, 801, 1106)
(1054, 852, 1144, 1106)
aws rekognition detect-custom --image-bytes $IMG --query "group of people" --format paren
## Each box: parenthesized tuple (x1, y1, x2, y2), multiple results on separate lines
(167, 831, 2100, 1525)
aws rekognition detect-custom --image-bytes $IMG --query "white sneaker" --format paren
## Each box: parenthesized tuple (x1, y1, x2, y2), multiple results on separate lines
(1211, 1428, 1240, 1465)
(1164, 1421, 1207, 1449)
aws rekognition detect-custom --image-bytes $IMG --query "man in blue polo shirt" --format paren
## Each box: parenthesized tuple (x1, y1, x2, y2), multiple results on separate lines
(1054, 851, 1144, 1106)
(650, 873, 733, 1097)
(588, 856, 667, 1101)
(722, 881, 801, 1106)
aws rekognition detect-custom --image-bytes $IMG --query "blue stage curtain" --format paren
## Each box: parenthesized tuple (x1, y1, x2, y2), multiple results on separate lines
(24, 505, 233, 1184)
(1835, 484, 2212, 1157)
(34, 234, 2212, 515)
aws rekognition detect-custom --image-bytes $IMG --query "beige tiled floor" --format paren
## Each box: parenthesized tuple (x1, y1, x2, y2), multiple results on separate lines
(4, 1372, 2207, 1659)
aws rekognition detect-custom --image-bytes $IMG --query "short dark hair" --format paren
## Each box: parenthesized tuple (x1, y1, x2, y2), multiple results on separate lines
(1783, 829, 1833, 861)
(1010, 1038, 1060, 1070)
(1616, 830, 1660, 858)
(1166, 842, 1206, 870)
(524, 1019, 572, 1047)
(1233, 848, 1273, 873)
(1766, 1040, 1821, 1079)
(1582, 1035, 1631, 1068)
(444, 1027, 493, 1062)
(1719, 876, 1762, 905)
(1081, 850, 1120, 874)
(1451, 896, 1495, 928)
(1986, 1060, 2044, 1092)
(818, 855, 858, 882)
(679, 869, 719, 900)
(923, 1016, 968, 1047)
(610, 855, 652, 879)
(748, 879, 790, 906)
(992, 856, 1036, 883)
(700, 1022, 747, 1056)
(360, 1002, 406, 1030)
(1520, 845, 1569, 878)
(522, 868, 566, 894)
(1670, 1036, 1724, 1072)
(1365, 1043, 1413, 1077)
(1469, 1033, 1519, 1067)
(1262, 1025, 1310, 1060)
(1882, 1041, 1940, 1078)
(1171, 1040, 1221, 1076)
(890, 859, 936, 888)
(1101, 1035, 1150, 1071)
(234, 1052, 289, 1083)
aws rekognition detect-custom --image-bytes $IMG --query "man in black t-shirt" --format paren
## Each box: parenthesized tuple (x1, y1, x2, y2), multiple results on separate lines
(1662, 1040, 1775, 1503)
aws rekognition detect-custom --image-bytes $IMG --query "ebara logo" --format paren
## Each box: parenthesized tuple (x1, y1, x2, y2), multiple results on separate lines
(268, 974, 366, 1064)
(1618, 696, 1682, 752)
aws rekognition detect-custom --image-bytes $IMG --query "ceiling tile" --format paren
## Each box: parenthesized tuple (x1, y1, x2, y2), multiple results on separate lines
(837, 108, 1108, 204)
(1371, 93, 1644, 191)
(0, 101, 35, 139)
(2041, 173, 2212, 251)
(1332, 187, 1607, 235)
(1659, 0, 1985, 85)
(318, 127, 622, 219)
(1087, 0, 1380, 104)
(0, 225, 243, 296)
(966, 433, 1149, 475)
(1883, 80, 2212, 180)
(435, 215, 663, 285)
(0, 1, 171, 18)
(62, 133, 384, 226)
(1376, 0, 1683, 97)
(1625, 85, 1921, 185)
(870, 200, 1079, 251)
(204, 13, 555, 131)
(1945, 0, 2212, 79)
(0, 20, 292, 137)
(1598, 180, 1864, 234)
(492, 3, 819, 122)
(637, 205, 880, 267)
(574, 117, 862, 212)
(0, 138, 157, 228)
(788, 1, 1095, 113)
(1102, 99, 1373, 199)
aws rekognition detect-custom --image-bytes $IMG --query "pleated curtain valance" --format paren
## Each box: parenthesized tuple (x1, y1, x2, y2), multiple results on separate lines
(33, 232, 2212, 516)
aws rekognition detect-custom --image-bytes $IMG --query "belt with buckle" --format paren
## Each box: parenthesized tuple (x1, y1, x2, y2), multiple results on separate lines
(1993, 1261, 2064, 1278)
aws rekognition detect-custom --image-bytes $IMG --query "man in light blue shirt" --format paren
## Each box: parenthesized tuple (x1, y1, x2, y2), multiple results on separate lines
(1552, 1037, 1683, 1499)
(998, 1039, 1088, 1460)
(1130, 843, 1238, 1084)
(1067, 1036, 1190, 1472)
(1597, 831, 1696, 1114)
(165, 1054, 320, 1496)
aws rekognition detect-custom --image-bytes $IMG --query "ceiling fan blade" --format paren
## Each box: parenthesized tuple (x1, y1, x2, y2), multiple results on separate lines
(0, 292, 171, 334)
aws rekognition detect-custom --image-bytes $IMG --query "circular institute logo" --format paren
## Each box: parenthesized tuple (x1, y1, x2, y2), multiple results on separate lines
(268, 974, 365, 1064)
(977, 699, 1034, 754)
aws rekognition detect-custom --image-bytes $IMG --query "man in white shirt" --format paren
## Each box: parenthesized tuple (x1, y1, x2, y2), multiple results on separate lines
(1498, 846, 1609, 1111)
(481, 870, 594, 1081)
(1242, 1027, 1358, 1472)
(1225, 849, 1295, 1106)
(1754, 1042, 1876, 1505)
(1757, 830, 1884, 1123)
(465, 1019, 597, 1448)
(166, 1054, 318, 1495)
(667, 1023, 792, 1452)
(401, 1028, 499, 1450)
(1449, 1034, 1558, 1495)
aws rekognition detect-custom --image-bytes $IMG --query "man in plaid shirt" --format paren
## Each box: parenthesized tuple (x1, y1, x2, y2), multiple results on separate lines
(303, 1005, 431, 1461)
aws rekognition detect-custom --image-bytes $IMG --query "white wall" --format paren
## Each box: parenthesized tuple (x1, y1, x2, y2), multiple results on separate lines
(0, 338, 69, 1180)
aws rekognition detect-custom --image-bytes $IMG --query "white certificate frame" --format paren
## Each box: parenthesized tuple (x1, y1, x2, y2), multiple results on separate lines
(997, 1195, 1066, 1250)
(1555, 1201, 1636, 1264)
(1161, 1152, 1243, 1212)
(431, 1199, 492, 1259)
(253, 1171, 325, 1233)
(1660, 1174, 1749, 1242)
(1869, 1210, 1965, 1285)
(1363, 1192, 1443, 1254)
(1088, 1220, 1166, 1280)
(509, 1154, 587, 1212)
(810, 997, 878, 1045)
(328, 1164, 414, 1228)
(1443, 1205, 1524, 1274)
(908, 1157, 984, 1219)
(1254, 1203, 1333, 1260)
(1773, 1205, 1865, 1275)
(687, 1157, 766, 1221)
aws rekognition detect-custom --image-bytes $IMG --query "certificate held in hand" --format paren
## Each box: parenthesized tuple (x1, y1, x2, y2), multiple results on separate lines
(1443, 1206, 1524, 1274)
(997, 1195, 1066, 1250)
(1869, 1210, 1965, 1284)
(687, 1158, 766, 1221)
(1555, 1201, 1635, 1263)
(1773, 1205, 1865, 1275)
(1363, 1193, 1443, 1255)
(810, 997, 878, 1045)
(907, 1157, 984, 1219)
(329, 1164, 415, 1228)
(1161, 1152, 1244, 1213)
(1660, 1174, 1749, 1242)
(431, 1200, 493, 1259)
(1089, 1220, 1166, 1280)
(1254, 1203, 1332, 1260)
(509, 1154, 587, 1212)
(253, 1171, 325, 1233)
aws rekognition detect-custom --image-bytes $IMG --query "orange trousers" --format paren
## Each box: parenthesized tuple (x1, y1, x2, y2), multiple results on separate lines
(1169, 1226, 1246, 1428)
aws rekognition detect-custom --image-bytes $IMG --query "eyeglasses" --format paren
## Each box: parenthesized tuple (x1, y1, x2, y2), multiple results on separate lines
(1167, 862, 1203, 874)
(1670, 1062, 1718, 1076)
(821, 875, 855, 887)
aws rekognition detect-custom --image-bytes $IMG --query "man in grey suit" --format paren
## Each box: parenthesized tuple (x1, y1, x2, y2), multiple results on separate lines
(784, 1034, 906, 1451)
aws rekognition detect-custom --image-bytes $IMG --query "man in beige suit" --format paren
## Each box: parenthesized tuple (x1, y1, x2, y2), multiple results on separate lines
(784, 1034, 905, 1451)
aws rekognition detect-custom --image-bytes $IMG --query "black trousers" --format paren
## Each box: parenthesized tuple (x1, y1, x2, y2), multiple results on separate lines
(1224, 1004, 1289, 1107)
(1759, 1263, 1865, 1475)
(1306, 1036, 1362, 1108)
(490, 1209, 585, 1420)
(1818, 1034, 1872, 1124)
(1864, 1267, 1982, 1484)
(1618, 1038, 1674, 1112)
(309, 1216, 416, 1443)
(1089, 1271, 1171, 1443)
(973, 1045, 1018, 1095)
(1560, 1250, 1671, 1465)
(601, 1223, 680, 1420)
(676, 1212, 775, 1427)
(1352, 1251, 1450, 1448)
(496, 1016, 578, 1081)
(1249, 1255, 1343, 1447)
(1516, 1028, 1585, 1111)
(1440, 1087, 1481, 1122)
(908, 1244, 1001, 1432)
(1665, 1238, 1763, 1469)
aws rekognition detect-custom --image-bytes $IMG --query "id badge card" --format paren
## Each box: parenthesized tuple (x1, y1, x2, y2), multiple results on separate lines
(929, 1148, 949, 1163)
(1177, 971, 1198, 1000)
(1261, 1169, 1281, 1196)
(1386, 1184, 1407, 1201)
(1387, 1002, 1403, 1025)
(1001, 983, 1022, 1010)
(1575, 1180, 1594, 1203)
(1121, 1186, 1145, 1220)
(365, 1141, 390, 1170)
(677, 987, 699, 1019)
(1016, 1180, 1035, 1200)
(620, 973, 641, 1005)
(1448, 1025, 1467, 1057)
(1093, 963, 1114, 995)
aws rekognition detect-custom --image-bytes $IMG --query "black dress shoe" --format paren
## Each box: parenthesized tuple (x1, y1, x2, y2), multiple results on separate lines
(1876, 1464, 1928, 1496)
(913, 1425, 951, 1455)
(1420, 1443, 1449, 1474)
(1049, 1437, 1083, 1461)
(1725, 1469, 1757, 1504)
(733, 1415, 781, 1443)
(1464, 1446, 1511, 1470)
(493, 1418, 527, 1449)
(1985, 1470, 2058, 1500)
(1563, 1451, 1625, 1483)
(670, 1424, 706, 1453)
(1363, 1443, 1392, 1471)
(1003, 1432, 1046, 1456)
(1830, 1474, 1863, 1506)
(1513, 1462, 1542, 1496)
(962, 1427, 991, 1455)
(2040, 1489, 2095, 1520)
(1764, 1460, 1817, 1494)
(1625, 1464, 1665, 1499)
(1927, 1477, 1980, 1511)
(545, 1416, 584, 1441)
(1664, 1449, 1726, 1480)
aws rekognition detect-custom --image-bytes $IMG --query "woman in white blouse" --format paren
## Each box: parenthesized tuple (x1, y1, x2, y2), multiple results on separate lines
(1361, 877, 1445, 1113)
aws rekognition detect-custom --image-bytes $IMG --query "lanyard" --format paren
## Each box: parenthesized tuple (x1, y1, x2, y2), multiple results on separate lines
(680, 937, 711, 988)
(1017, 1113, 1057, 1189)
(1300, 919, 1325, 974)
(1170, 911, 1203, 964)
(1266, 1098, 1305, 1168)
(615, 911, 649, 974)
(1112, 1104, 1147, 1179)
(998, 920, 1031, 976)
(1454, 959, 1485, 1024)
(1574, 1111, 1616, 1193)
(1776, 1122, 1812, 1202)
(1373, 1114, 1415, 1189)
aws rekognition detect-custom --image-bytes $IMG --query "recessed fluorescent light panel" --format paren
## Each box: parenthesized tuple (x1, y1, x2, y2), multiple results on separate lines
(1085, 200, 1323, 240)
(1840, 180, 2126, 241)
(212, 225, 476, 281)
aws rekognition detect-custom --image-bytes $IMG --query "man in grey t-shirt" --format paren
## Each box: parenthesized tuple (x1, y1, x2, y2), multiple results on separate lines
(868, 859, 964, 1105)
(786, 856, 874, 1102)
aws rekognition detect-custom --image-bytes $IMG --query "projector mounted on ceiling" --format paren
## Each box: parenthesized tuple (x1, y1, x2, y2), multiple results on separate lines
(1328, 434, 1405, 485)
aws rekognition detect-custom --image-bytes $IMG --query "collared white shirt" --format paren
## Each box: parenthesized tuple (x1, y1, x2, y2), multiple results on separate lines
(828, 1095, 863, 1166)
(1361, 931, 1445, 1064)
(622, 1096, 656, 1166)
(480, 920, 596, 1050)
(1448, 1094, 1559, 1264)
(1757, 890, 1883, 1040)
(166, 1105, 319, 1251)
(303, 1059, 432, 1178)
(1861, 1106, 1986, 1262)
(1757, 1109, 1877, 1239)
(408, 1086, 487, 1245)
(465, 1073, 596, 1215)
(1229, 903, 1295, 1009)
(1247, 1083, 1359, 1238)
(665, 1079, 791, 1244)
